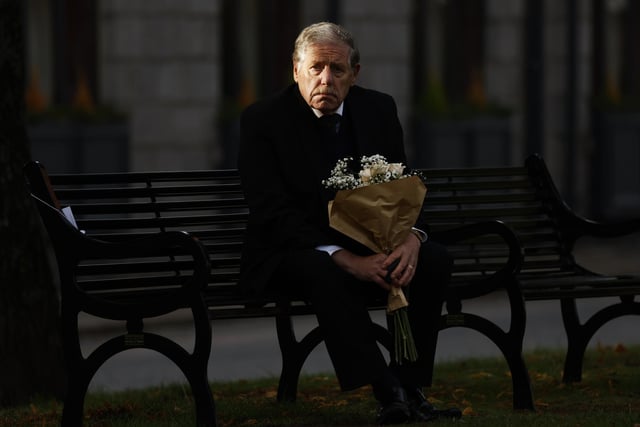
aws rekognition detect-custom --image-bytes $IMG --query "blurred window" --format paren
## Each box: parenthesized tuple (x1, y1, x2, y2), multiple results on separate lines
(25, 0, 97, 114)
(414, 0, 487, 114)
(221, 0, 300, 114)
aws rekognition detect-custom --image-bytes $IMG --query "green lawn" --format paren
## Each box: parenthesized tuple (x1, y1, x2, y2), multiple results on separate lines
(2, 344, 639, 426)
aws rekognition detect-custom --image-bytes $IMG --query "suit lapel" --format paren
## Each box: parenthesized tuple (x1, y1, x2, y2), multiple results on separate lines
(345, 90, 378, 159)
(287, 88, 333, 185)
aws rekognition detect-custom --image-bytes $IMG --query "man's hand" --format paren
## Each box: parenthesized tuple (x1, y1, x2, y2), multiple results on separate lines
(382, 233, 421, 288)
(331, 249, 394, 290)
(330, 233, 421, 291)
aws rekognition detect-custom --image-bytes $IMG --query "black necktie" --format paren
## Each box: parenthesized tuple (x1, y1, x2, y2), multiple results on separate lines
(319, 114, 341, 134)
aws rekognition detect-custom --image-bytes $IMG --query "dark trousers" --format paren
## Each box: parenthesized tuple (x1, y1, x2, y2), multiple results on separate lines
(271, 240, 452, 391)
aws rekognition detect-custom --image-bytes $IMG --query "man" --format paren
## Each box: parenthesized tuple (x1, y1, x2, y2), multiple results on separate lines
(238, 22, 460, 424)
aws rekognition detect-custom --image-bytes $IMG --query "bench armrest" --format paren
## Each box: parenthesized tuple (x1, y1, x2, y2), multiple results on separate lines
(545, 201, 640, 247)
(31, 194, 210, 320)
(572, 215, 640, 240)
(526, 153, 640, 243)
(80, 230, 210, 320)
(431, 220, 523, 299)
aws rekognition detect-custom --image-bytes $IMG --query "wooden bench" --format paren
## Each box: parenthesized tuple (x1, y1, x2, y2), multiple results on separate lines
(24, 159, 526, 426)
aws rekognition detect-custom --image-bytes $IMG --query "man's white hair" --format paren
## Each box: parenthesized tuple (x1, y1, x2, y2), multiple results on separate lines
(292, 22, 360, 68)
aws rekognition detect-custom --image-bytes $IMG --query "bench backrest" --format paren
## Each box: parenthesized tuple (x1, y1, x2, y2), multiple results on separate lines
(24, 162, 253, 316)
(420, 154, 574, 282)
(25, 155, 569, 310)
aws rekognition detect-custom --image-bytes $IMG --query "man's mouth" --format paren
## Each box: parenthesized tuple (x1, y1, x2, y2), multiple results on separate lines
(313, 92, 337, 99)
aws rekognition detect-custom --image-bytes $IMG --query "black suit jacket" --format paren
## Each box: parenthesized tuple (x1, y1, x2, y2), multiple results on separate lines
(238, 83, 414, 294)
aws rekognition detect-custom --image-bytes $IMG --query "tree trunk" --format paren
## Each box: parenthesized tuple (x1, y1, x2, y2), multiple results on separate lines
(0, 0, 66, 406)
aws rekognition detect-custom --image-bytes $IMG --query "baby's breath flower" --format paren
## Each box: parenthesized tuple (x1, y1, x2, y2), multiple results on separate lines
(321, 157, 360, 190)
(323, 154, 417, 190)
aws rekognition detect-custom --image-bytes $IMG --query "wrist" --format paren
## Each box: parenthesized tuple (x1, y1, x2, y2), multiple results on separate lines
(410, 227, 428, 244)
(331, 249, 357, 275)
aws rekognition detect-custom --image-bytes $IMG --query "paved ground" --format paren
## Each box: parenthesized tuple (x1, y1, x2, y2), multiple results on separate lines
(80, 234, 640, 392)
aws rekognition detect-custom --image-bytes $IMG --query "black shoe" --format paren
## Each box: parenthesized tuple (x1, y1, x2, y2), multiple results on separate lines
(376, 387, 411, 425)
(406, 387, 462, 422)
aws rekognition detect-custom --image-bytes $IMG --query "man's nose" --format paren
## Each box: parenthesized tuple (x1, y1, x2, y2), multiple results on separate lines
(320, 66, 333, 84)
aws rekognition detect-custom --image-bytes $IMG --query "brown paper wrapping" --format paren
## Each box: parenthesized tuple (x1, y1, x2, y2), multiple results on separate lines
(328, 175, 427, 254)
(327, 175, 427, 312)
(387, 286, 409, 313)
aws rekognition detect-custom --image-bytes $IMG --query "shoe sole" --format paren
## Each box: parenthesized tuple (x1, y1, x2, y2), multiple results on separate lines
(377, 402, 411, 425)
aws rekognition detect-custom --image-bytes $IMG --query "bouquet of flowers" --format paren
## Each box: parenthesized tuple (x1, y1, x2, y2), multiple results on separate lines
(322, 154, 427, 364)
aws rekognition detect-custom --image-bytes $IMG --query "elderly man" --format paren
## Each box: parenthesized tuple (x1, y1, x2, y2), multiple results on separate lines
(238, 22, 461, 424)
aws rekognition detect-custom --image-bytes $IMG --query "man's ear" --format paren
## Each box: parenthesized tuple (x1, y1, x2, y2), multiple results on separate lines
(293, 62, 299, 82)
(351, 63, 361, 85)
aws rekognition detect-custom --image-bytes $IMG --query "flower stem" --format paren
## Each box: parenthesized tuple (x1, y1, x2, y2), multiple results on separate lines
(393, 308, 418, 364)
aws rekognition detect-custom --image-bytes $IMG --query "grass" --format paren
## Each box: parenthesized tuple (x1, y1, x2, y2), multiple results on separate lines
(1, 344, 639, 426)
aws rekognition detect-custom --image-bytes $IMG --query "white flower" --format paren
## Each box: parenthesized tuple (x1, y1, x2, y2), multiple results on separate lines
(389, 163, 405, 177)
(359, 167, 372, 185)
(323, 155, 418, 190)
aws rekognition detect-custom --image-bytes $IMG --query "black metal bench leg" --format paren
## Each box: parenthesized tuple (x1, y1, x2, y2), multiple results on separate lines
(61, 335, 134, 427)
(142, 333, 216, 426)
(505, 287, 535, 411)
(561, 297, 640, 383)
(61, 312, 215, 426)
(275, 311, 324, 402)
(61, 314, 90, 427)
(189, 302, 217, 426)
(276, 310, 393, 403)
(504, 346, 535, 410)
(442, 312, 535, 410)
(61, 368, 90, 427)
(560, 298, 587, 382)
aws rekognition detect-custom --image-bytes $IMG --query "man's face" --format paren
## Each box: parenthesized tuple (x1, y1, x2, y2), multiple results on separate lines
(293, 42, 360, 114)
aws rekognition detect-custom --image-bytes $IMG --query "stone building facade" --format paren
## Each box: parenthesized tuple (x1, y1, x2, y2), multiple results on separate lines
(26, 0, 640, 217)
